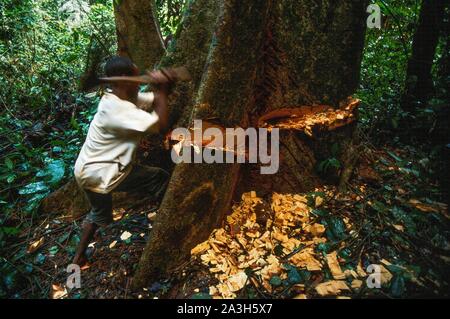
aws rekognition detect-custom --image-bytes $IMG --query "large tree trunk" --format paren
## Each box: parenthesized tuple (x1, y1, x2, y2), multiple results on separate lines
(402, 0, 447, 109)
(132, 0, 368, 288)
(114, 0, 165, 71)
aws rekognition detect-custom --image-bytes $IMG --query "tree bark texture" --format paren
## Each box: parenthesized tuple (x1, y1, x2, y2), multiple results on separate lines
(113, 0, 165, 71)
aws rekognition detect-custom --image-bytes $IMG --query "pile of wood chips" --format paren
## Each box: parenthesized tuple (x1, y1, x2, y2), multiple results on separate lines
(190, 190, 373, 299)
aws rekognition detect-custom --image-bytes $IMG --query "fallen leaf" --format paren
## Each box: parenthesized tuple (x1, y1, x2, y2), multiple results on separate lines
(81, 263, 91, 271)
(113, 208, 125, 221)
(147, 212, 157, 221)
(408, 199, 440, 213)
(51, 284, 67, 299)
(27, 237, 44, 254)
(109, 240, 118, 249)
(120, 231, 132, 241)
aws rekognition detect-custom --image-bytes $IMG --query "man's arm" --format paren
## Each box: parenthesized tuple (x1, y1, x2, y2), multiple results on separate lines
(153, 87, 169, 134)
(147, 70, 176, 134)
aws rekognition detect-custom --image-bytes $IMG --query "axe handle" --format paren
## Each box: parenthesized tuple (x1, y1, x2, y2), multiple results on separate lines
(98, 67, 191, 85)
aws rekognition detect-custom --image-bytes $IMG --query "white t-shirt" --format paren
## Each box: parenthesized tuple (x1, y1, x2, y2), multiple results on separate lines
(74, 92, 159, 194)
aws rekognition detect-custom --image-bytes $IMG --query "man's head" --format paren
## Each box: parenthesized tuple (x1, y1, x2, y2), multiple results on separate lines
(104, 56, 140, 98)
(105, 56, 138, 77)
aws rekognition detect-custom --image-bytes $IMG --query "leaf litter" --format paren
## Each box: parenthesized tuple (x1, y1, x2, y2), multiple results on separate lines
(4, 144, 449, 299)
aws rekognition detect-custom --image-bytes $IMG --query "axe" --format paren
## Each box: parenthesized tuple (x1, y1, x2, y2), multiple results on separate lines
(80, 66, 191, 92)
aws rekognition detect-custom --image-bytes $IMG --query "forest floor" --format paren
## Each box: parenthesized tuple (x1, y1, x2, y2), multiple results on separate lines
(5, 140, 449, 299)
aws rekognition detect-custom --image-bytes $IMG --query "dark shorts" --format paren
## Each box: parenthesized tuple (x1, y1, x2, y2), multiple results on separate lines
(83, 165, 169, 227)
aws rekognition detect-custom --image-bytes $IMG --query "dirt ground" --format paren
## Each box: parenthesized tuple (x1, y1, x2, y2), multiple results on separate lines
(6, 142, 449, 299)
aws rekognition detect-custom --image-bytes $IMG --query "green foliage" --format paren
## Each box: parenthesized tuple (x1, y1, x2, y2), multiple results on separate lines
(357, 0, 420, 133)
(155, 0, 187, 37)
(322, 216, 347, 242)
(0, 0, 115, 260)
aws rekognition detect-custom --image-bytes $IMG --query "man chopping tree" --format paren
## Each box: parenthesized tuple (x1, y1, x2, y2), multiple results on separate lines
(72, 56, 178, 266)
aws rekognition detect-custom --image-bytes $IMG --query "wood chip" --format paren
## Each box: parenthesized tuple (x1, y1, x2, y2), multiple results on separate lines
(310, 223, 326, 237)
(315, 281, 350, 296)
(147, 212, 157, 221)
(109, 240, 117, 249)
(120, 231, 132, 241)
(326, 251, 345, 280)
(191, 241, 210, 255)
(351, 279, 363, 289)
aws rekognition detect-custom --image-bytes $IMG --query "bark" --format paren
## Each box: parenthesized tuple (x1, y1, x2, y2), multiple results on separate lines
(402, 0, 448, 108)
(39, 178, 149, 220)
(132, 0, 368, 287)
(39, 179, 90, 219)
(113, 0, 165, 71)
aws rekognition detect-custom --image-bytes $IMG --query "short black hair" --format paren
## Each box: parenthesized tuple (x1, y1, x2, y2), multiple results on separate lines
(104, 56, 136, 77)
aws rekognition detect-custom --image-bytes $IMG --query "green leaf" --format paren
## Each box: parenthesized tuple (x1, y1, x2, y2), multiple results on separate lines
(283, 264, 303, 284)
(387, 151, 402, 162)
(390, 275, 405, 297)
(3, 271, 18, 290)
(1, 226, 20, 236)
(372, 200, 386, 213)
(5, 158, 13, 170)
(49, 245, 59, 257)
(34, 253, 46, 265)
(52, 146, 62, 153)
(324, 217, 346, 242)
(70, 115, 80, 130)
(57, 232, 70, 244)
(6, 174, 16, 184)
(24, 264, 33, 273)
(18, 181, 49, 195)
(315, 242, 331, 254)
(269, 276, 282, 287)
(46, 159, 65, 184)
